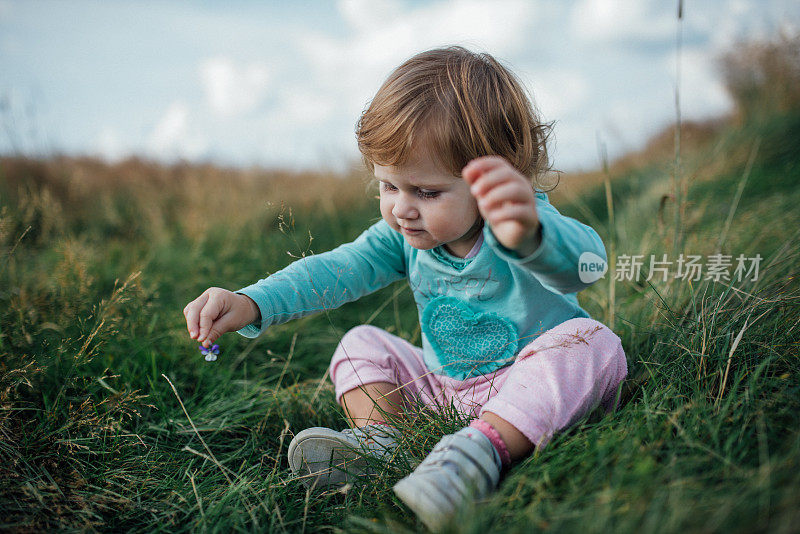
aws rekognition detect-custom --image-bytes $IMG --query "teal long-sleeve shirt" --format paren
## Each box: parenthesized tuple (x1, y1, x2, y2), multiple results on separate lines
(237, 192, 607, 380)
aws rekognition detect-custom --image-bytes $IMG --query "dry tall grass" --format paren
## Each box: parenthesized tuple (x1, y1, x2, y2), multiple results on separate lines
(0, 156, 374, 247)
(721, 32, 800, 121)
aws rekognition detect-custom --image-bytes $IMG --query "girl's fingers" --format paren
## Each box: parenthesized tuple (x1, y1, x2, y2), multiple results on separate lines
(201, 329, 219, 348)
(201, 311, 237, 348)
(469, 167, 513, 196)
(477, 181, 533, 211)
(183, 293, 209, 339)
(197, 297, 224, 343)
(484, 202, 538, 226)
(462, 156, 507, 184)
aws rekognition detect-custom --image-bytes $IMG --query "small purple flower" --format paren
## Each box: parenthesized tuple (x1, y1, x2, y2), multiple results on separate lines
(199, 344, 220, 362)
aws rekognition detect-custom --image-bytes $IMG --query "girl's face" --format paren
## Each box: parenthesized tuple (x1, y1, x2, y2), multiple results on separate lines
(374, 147, 482, 258)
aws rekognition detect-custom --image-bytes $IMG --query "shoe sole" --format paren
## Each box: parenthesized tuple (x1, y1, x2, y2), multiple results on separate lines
(394, 476, 450, 532)
(287, 427, 371, 489)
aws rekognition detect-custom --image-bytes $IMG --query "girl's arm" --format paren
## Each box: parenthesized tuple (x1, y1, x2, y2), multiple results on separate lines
(484, 193, 607, 295)
(235, 219, 406, 338)
(464, 156, 607, 295)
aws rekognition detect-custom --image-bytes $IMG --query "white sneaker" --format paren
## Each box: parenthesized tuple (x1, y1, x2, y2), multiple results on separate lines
(287, 424, 398, 489)
(393, 428, 501, 531)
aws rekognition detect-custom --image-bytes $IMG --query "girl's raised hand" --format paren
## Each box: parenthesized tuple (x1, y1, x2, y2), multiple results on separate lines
(183, 288, 260, 348)
(462, 156, 541, 252)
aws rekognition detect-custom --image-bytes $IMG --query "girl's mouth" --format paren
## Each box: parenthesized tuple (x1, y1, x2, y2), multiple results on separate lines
(401, 226, 424, 235)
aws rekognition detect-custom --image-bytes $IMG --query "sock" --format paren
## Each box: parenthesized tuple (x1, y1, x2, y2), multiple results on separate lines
(455, 425, 503, 471)
(467, 419, 512, 468)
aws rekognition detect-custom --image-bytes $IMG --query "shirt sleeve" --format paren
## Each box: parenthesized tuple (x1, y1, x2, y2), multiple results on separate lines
(484, 192, 607, 295)
(235, 219, 406, 337)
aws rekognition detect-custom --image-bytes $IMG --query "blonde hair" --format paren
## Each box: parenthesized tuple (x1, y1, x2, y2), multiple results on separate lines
(356, 46, 554, 189)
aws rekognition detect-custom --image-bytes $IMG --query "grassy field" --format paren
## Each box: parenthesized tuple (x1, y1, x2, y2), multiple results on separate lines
(2, 40, 799, 533)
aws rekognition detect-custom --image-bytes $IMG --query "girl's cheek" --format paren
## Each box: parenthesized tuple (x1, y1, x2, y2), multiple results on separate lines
(379, 202, 395, 225)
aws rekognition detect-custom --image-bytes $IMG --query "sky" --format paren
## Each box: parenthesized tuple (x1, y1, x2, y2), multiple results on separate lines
(1, 0, 798, 173)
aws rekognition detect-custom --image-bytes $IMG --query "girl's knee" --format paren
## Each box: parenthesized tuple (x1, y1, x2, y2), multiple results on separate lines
(333, 325, 384, 361)
(559, 317, 620, 346)
(331, 324, 403, 375)
(330, 325, 422, 404)
(584, 318, 622, 349)
(340, 324, 384, 346)
(547, 318, 626, 370)
(580, 319, 628, 384)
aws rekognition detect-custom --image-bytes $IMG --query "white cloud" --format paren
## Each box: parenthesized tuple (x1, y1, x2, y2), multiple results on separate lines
(200, 57, 270, 117)
(305, 0, 538, 96)
(270, 87, 335, 126)
(669, 46, 733, 118)
(147, 101, 207, 159)
(93, 126, 128, 162)
(289, 0, 540, 164)
(338, 0, 402, 32)
(570, 0, 675, 44)
(150, 102, 187, 149)
(525, 69, 590, 118)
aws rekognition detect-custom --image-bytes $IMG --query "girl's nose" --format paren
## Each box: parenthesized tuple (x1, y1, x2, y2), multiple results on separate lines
(392, 195, 419, 219)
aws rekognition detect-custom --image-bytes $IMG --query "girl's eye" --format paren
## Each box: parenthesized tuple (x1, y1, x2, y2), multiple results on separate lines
(380, 182, 438, 198)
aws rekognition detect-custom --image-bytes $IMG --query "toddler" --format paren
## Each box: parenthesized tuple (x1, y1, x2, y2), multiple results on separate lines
(183, 46, 627, 531)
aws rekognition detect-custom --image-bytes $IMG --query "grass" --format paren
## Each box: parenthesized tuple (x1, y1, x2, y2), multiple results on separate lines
(2, 39, 800, 533)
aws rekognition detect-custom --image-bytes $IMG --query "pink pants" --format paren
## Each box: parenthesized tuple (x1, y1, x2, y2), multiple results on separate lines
(329, 318, 627, 447)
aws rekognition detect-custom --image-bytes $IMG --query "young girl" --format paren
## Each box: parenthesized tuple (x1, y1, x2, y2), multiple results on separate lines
(183, 47, 626, 531)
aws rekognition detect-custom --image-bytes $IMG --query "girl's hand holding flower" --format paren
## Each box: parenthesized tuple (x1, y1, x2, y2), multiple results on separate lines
(183, 288, 260, 348)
